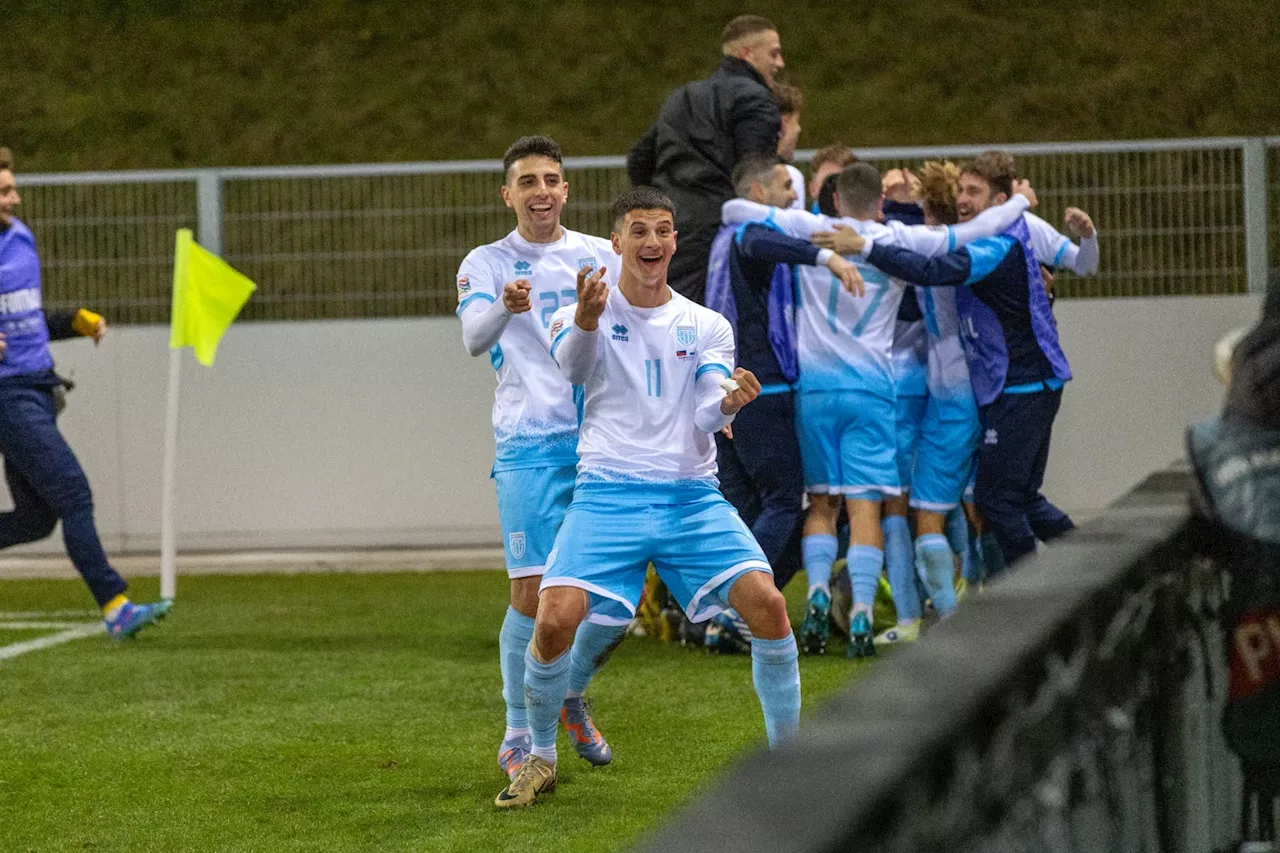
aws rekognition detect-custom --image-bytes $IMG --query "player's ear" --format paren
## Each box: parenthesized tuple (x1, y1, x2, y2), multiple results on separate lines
(562, 180, 569, 202)
(611, 231, 622, 254)
(500, 184, 514, 209)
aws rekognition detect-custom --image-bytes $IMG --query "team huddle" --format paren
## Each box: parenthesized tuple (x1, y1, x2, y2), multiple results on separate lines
(456, 16, 1098, 810)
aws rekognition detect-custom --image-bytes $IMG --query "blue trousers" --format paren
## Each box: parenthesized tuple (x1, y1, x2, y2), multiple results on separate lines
(975, 387, 1075, 571)
(0, 381, 127, 607)
(715, 391, 804, 589)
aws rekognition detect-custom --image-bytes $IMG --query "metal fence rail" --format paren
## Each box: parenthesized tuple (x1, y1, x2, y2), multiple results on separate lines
(19, 136, 1277, 325)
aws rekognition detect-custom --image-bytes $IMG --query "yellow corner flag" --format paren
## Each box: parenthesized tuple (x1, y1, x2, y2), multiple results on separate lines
(170, 229, 257, 366)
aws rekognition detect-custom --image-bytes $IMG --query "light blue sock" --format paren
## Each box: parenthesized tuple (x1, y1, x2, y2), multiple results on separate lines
(881, 515, 920, 622)
(801, 533, 838, 597)
(944, 508, 972, 586)
(751, 634, 801, 747)
(916, 533, 957, 616)
(523, 645, 572, 761)
(568, 619, 627, 695)
(499, 607, 535, 730)
(849, 545, 883, 609)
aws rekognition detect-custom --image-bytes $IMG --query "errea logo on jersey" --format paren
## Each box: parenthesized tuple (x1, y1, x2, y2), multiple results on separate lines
(611, 324, 629, 342)
(514, 260, 533, 275)
(984, 428, 998, 446)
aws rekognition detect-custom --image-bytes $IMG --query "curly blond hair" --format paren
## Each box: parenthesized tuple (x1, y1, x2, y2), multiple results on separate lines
(917, 160, 960, 225)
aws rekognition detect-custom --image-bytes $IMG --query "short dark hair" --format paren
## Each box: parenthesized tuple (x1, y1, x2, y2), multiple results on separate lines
(502, 135, 563, 181)
(812, 144, 856, 173)
(732, 153, 783, 197)
(817, 173, 840, 216)
(0, 147, 12, 171)
(835, 162, 883, 216)
(772, 82, 803, 116)
(959, 150, 1016, 199)
(611, 187, 675, 229)
(722, 15, 777, 46)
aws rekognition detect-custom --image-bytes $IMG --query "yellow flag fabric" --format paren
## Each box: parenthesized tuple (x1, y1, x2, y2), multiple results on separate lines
(169, 229, 256, 366)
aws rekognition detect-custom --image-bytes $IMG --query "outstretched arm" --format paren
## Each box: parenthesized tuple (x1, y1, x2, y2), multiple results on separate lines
(550, 265, 609, 385)
(865, 241, 988, 290)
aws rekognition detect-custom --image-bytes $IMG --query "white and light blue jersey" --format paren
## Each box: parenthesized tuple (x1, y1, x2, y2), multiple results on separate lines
(548, 288, 735, 485)
(456, 228, 616, 472)
(892, 319, 928, 398)
(914, 286, 973, 402)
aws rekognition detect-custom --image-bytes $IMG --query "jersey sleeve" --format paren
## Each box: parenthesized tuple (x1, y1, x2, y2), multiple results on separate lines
(1024, 212, 1074, 267)
(455, 248, 499, 316)
(549, 303, 599, 384)
(695, 314, 736, 382)
(719, 199, 828, 241)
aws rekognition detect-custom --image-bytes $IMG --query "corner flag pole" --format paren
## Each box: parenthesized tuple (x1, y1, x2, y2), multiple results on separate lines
(160, 347, 181, 600)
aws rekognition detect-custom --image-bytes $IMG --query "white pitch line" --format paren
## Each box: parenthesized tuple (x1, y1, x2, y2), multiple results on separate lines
(0, 623, 104, 661)
(0, 610, 98, 619)
(0, 621, 93, 630)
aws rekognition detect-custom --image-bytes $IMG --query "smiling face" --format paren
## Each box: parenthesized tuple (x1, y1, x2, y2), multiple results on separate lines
(611, 208, 676, 290)
(956, 172, 1003, 223)
(737, 29, 784, 85)
(0, 170, 20, 228)
(501, 155, 568, 242)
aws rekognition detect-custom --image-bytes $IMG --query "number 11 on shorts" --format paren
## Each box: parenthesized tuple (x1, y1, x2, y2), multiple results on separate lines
(645, 359, 662, 397)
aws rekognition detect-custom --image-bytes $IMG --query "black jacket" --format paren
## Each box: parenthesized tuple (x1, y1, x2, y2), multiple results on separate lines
(627, 57, 780, 303)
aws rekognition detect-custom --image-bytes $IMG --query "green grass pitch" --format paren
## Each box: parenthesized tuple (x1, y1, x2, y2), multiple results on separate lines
(0, 570, 865, 852)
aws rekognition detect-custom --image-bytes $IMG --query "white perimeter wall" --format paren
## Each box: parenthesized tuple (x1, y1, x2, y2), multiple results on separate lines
(2, 294, 1262, 555)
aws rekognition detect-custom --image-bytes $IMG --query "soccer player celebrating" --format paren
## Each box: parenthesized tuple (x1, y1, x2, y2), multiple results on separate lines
(456, 136, 623, 781)
(0, 147, 171, 639)
(720, 163, 1034, 656)
(495, 187, 801, 809)
(849, 152, 1077, 568)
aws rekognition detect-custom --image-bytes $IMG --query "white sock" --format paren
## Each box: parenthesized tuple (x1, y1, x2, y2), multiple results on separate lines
(531, 745, 557, 764)
(503, 726, 531, 742)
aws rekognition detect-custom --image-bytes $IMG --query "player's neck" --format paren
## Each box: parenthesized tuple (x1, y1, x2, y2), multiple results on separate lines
(618, 274, 671, 309)
(516, 221, 564, 244)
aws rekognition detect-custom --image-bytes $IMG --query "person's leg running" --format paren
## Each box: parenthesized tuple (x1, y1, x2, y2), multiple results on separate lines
(881, 494, 921, 626)
(913, 510, 957, 617)
(0, 458, 58, 549)
(0, 386, 127, 607)
(728, 570, 800, 746)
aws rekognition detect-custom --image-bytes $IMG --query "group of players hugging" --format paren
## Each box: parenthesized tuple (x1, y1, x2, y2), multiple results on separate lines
(457, 15, 1099, 810)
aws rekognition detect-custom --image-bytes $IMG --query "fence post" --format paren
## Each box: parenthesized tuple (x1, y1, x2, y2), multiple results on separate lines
(196, 169, 223, 254)
(1242, 138, 1269, 293)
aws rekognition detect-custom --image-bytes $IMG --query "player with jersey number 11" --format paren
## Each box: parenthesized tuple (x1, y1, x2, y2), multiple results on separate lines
(495, 187, 801, 809)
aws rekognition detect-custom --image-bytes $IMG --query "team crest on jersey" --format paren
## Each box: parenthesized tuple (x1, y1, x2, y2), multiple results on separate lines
(456, 276, 471, 296)
(514, 260, 533, 275)
(509, 532, 527, 560)
(611, 324, 629, 342)
(577, 257, 597, 272)
(676, 325, 696, 347)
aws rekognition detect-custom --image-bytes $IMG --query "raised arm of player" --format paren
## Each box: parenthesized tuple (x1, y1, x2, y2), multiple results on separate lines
(721, 198, 829, 240)
(549, 264, 608, 385)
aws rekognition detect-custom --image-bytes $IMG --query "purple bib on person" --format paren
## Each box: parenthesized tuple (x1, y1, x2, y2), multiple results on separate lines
(706, 223, 798, 384)
(956, 216, 1071, 406)
(0, 219, 54, 379)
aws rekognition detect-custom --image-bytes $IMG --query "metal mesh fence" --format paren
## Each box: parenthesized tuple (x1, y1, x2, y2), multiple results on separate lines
(18, 138, 1273, 325)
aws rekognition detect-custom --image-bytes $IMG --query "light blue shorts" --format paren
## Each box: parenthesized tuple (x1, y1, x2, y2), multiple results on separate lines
(540, 480, 772, 624)
(909, 395, 980, 512)
(894, 394, 927, 490)
(494, 464, 576, 579)
(797, 390, 900, 498)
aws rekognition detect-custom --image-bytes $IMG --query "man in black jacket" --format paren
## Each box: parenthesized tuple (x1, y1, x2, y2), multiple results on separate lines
(626, 15, 784, 304)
